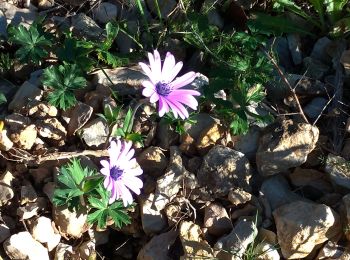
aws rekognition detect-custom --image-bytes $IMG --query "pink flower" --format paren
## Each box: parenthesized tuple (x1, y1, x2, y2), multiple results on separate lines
(100, 140, 143, 206)
(139, 50, 200, 119)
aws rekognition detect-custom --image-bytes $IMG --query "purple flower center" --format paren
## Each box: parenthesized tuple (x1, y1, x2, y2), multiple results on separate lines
(156, 82, 172, 96)
(110, 166, 123, 181)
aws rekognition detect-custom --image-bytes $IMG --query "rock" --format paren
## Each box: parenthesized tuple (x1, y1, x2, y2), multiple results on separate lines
(20, 183, 38, 205)
(137, 230, 178, 260)
(140, 193, 167, 235)
(273, 200, 341, 259)
(54, 243, 73, 260)
(93, 66, 147, 96)
(53, 206, 88, 238)
(233, 125, 261, 159)
(269, 36, 293, 71)
(289, 74, 329, 96)
(317, 193, 342, 207)
(196, 122, 226, 155)
(12, 124, 37, 150)
(340, 49, 350, 76)
(0, 10, 6, 38)
(289, 167, 333, 196)
(303, 57, 330, 80)
(63, 102, 93, 136)
(342, 194, 350, 241)
(153, 147, 189, 211)
(0, 130, 13, 151)
(8, 81, 43, 111)
(179, 133, 196, 155)
(0, 2, 37, 27)
(78, 240, 96, 259)
(204, 203, 232, 236)
(260, 175, 302, 211)
(71, 13, 104, 41)
(62, 0, 85, 6)
(198, 145, 252, 198)
(228, 188, 252, 206)
(31, 216, 61, 251)
(43, 182, 55, 203)
(88, 229, 110, 246)
(3, 231, 49, 260)
(231, 0, 257, 10)
(341, 139, 350, 160)
(310, 37, 332, 64)
(137, 146, 168, 177)
(304, 97, 328, 119)
(92, 2, 117, 24)
(287, 34, 302, 65)
(325, 154, 350, 189)
(231, 203, 259, 220)
(316, 240, 350, 259)
(116, 20, 138, 54)
(256, 119, 319, 176)
(17, 197, 48, 220)
(207, 9, 224, 29)
(79, 118, 109, 148)
(37, 0, 54, 9)
(256, 242, 280, 260)
(184, 113, 218, 141)
(0, 223, 10, 243)
(0, 170, 14, 206)
(179, 220, 214, 259)
(37, 118, 66, 146)
(214, 218, 257, 260)
(257, 228, 277, 245)
(5, 113, 31, 131)
(27, 101, 58, 118)
(146, 0, 177, 18)
(164, 203, 182, 226)
(156, 118, 179, 149)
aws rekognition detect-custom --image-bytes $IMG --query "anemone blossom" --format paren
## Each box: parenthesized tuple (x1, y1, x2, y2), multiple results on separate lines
(100, 140, 143, 206)
(139, 50, 200, 119)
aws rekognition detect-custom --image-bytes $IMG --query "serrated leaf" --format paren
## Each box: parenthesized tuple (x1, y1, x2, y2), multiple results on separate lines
(123, 108, 133, 133)
(88, 196, 105, 210)
(83, 177, 103, 193)
(324, 0, 348, 24)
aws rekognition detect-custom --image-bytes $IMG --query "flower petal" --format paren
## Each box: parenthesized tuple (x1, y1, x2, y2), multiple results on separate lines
(168, 93, 199, 110)
(161, 52, 176, 81)
(152, 50, 162, 81)
(149, 92, 160, 103)
(158, 96, 170, 117)
(123, 176, 143, 195)
(167, 61, 183, 82)
(120, 183, 133, 207)
(142, 87, 155, 97)
(104, 176, 112, 190)
(100, 168, 110, 176)
(100, 160, 110, 169)
(170, 89, 201, 96)
(168, 99, 189, 119)
(163, 98, 180, 118)
(109, 181, 117, 204)
(139, 62, 157, 84)
(128, 167, 143, 176)
(169, 72, 196, 89)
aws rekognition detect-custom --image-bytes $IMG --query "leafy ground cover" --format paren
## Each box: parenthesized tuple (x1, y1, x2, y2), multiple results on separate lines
(0, 0, 350, 259)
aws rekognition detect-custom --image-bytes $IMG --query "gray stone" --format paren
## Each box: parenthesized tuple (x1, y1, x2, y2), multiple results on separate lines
(0, 170, 14, 206)
(8, 81, 43, 111)
(62, 0, 86, 6)
(93, 66, 147, 96)
(54, 243, 73, 260)
(92, 2, 117, 24)
(79, 118, 109, 148)
(269, 36, 293, 71)
(71, 13, 104, 41)
(233, 125, 261, 159)
(137, 230, 177, 260)
(316, 241, 350, 259)
(310, 37, 332, 64)
(256, 119, 319, 176)
(0, 130, 13, 151)
(198, 145, 252, 197)
(20, 183, 37, 205)
(78, 240, 96, 259)
(214, 218, 257, 260)
(27, 101, 58, 118)
(304, 97, 328, 119)
(325, 154, 350, 189)
(0, 2, 37, 27)
(53, 206, 88, 238)
(3, 231, 49, 260)
(303, 57, 330, 80)
(260, 175, 302, 211)
(256, 242, 280, 260)
(287, 34, 302, 65)
(146, 0, 177, 18)
(17, 197, 48, 220)
(207, 9, 224, 29)
(137, 146, 168, 177)
(184, 113, 218, 141)
(31, 216, 61, 251)
(140, 193, 167, 235)
(204, 203, 233, 236)
(0, 10, 6, 38)
(37, 118, 67, 146)
(273, 201, 341, 259)
(288, 75, 329, 96)
(228, 188, 252, 206)
(0, 223, 10, 243)
(116, 20, 138, 54)
(64, 102, 93, 136)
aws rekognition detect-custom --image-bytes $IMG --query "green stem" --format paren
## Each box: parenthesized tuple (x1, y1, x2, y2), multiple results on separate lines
(127, 98, 149, 133)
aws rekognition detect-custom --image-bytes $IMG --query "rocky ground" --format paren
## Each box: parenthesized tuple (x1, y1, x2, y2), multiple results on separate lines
(1, 0, 350, 260)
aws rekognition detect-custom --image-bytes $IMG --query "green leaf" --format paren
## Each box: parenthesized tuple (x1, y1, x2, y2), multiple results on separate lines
(97, 50, 129, 67)
(230, 111, 249, 135)
(248, 13, 314, 36)
(8, 23, 52, 64)
(88, 196, 106, 210)
(324, 0, 348, 24)
(83, 177, 103, 193)
(123, 108, 133, 133)
(42, 64, 87, 110)
(0, 93, 6, 105)
(125, 133, 144, 146)
(330, 16, 350, 37)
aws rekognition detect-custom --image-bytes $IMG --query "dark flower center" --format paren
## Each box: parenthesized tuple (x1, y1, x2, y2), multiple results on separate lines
(156, 82, 172, 96)
(110, 166, 124, 181)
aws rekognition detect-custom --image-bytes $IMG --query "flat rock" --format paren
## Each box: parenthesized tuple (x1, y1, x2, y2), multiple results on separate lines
(228, 188, 252, 206)
(137, 230, 178, 260)
(92, 2, 117, 24)
(53, 206, 88, 238)
(204, 203, 233, 237)
(198, 145, 252, 198)
(0, 130, 13, 151)
(0, 223, 10, 243)
(310, 37, 332, 64)
(287, 33, 302, 65)
(179, 220, 214, 259)
(273, 200, 341, 259)
(214, 218, 257, 260)
(256, 242, 280, 260)
(0, 3, 37, 27)
(13, 124, 37, 150)
(303, 97, 328, 119)
(3, 231, 49, 260)
(325, 154, 350, 189)
(146, 0, 177, 18)
(256, 119, 319, 176)
(0, 170, 14, 206)
(31, 216, 61, 251)
(196, 122, 226, 155)
(71, 13, 104, 41)
(303, 57, 330, 80)
(8, 81, 42, 111)
(64, 102, 93, 136)
(37, 118, 66, 146)
(184, 113, 218, 141)
(79, 118, 109, 149)
(233, 125, 261, 159)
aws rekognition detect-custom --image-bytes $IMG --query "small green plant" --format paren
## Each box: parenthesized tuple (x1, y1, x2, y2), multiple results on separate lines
(8, 19, 52, 64)
(0, 53, 12, 75)
(112, 107, 144, 145)
(97, 103, 122, 126)
(42, 64, 87, 110)
(87, 185, 132, 229)
(163, 112, 197, 135)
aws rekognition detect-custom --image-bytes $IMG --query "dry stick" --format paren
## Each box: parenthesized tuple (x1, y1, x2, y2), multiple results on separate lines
(264, 50, 309, 124)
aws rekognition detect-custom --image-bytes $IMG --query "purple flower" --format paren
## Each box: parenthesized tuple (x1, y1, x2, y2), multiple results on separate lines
(139, 50, 200, 119)
(100, 140, 143, 206)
